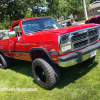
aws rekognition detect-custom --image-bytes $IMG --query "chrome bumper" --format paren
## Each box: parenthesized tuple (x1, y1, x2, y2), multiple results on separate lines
(57, 42, 100, 67)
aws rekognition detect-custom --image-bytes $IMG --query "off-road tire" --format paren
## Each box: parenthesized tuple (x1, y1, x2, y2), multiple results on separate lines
(0, 53, 11, 69)
(32, 58, 60, 90)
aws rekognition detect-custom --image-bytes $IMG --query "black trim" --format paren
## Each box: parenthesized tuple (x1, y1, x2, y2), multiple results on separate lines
(76, 51, 83, 63)
(48, 51, 59, 55)
(0, 50, 29, 53)
(57, 42, 100, 63)
(0, 50, 58, 55)
(0, 50, 9, 52)
(30, 47, 55, 64)
(10, 51, 29, 53)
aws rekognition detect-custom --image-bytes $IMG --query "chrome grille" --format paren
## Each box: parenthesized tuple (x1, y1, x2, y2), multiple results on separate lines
(88, 30, 98, 37)
(72, 32, 87, 42)
(71, 26, 99, 50)
(90, 36, 98, 44)
(74, 40, 88, 49)
(59, 26, 100, 54)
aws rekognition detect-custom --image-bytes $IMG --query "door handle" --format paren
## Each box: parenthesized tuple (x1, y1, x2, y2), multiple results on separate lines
(24, 44, 29, 46)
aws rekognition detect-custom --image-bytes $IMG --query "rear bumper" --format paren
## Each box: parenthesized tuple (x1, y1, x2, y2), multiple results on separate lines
(57, 42, 100, 67)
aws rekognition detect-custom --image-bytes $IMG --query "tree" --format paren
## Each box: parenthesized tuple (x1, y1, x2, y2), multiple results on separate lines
(23, 0, 46, 17)
(0, 0, 13, 11)
(47, 0, 68, 19)
(66, 0, 83, 18)
(0, 0, 47, 29)
(90, 0, 97, 3)
(0, 0, 28, 29)
(65, 0, 91, 18)
(0, 1, 27, 22)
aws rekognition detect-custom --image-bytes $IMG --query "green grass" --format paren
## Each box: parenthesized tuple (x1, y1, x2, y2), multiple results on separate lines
(0, 50, 100, 100)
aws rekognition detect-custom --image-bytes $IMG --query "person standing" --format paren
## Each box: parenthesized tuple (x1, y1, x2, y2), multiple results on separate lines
(71, 18, 78, 26)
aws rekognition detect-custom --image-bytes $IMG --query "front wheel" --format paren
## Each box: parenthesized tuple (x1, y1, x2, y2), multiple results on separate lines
(32, 58, 60, 90)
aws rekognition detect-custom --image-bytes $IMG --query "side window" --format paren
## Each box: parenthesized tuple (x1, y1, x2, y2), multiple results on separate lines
(12, 24, 22, 36)
(23, 23, 40, 34)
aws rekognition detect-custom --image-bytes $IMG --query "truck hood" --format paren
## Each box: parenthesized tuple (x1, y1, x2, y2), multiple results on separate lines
(27, 23, 99, 38)
(42, 23, 99, 35)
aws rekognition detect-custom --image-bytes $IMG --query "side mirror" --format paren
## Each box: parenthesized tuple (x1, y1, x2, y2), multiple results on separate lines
(8, 31, 16, 37)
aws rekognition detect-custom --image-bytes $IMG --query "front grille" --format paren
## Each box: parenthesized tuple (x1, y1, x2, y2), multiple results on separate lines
(59, 26, 100, 54)
(90, 36, 99, 44)
(88, 30, 98, 37)
(74, 40, 88, 49)
(72, 32, 87, 42)
(71, 27, 99, 50)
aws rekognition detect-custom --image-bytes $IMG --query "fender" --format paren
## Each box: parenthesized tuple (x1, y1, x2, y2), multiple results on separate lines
(30, 47, 59, 65)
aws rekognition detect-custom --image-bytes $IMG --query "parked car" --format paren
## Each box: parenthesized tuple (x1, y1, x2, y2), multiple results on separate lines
(59, 21, 68, 27)
(85, 15, 100, 24)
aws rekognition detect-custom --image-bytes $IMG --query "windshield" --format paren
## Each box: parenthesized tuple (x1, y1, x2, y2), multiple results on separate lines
(22, 18, 60, 34)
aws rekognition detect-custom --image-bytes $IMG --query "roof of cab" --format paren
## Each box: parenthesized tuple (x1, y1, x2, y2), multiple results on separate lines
(11, 16, 51, 26)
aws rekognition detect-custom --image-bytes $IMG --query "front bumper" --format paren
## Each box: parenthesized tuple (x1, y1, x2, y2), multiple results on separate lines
(57, 42, 100, 67)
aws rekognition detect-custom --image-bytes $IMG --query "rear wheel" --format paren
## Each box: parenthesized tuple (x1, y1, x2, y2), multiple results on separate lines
(82, 56, 95, 66)
(32, 58, 60, 90)
(0, 53, 11, 69)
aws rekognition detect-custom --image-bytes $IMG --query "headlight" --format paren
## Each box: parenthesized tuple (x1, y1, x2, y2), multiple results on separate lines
(59, 34, 71, 53)
(61, 35, 69, 46)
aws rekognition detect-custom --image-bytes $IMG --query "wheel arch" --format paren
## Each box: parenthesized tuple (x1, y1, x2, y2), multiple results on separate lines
(0, 51, 5, 56)
(29, 47, 55, 65)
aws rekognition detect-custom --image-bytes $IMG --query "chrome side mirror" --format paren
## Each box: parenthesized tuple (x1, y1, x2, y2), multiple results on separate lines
(8, 31, 16, 37)
(8, 31, 21, 41)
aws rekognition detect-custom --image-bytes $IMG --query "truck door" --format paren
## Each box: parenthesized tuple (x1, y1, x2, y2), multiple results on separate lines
(9, 24, 24, 59)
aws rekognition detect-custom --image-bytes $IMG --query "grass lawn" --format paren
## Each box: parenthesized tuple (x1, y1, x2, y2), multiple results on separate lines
(0, 50, 100, 100)
(3, 35, 9, 40)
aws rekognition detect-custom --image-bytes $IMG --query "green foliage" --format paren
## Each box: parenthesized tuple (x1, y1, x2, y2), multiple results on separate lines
(6, 2, 26, 21)
(0, 19, 10, 30)
(46, 0, 91, 19)
(0, 0, 27, 29)
(67, 0, 82, 17)
(23, 0, 46, 17)
(25, 10, 32, 18)
(85, 0, 91, 11)
(47, 0, 68, 19)
(0, 0, 93, 29)
(90, 0, 97, 3)
(67, 0, 91, 17)
(0, 0, 47, 30)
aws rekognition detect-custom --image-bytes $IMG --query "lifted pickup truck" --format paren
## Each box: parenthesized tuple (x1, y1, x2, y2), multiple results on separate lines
(0, 17, 100, 89)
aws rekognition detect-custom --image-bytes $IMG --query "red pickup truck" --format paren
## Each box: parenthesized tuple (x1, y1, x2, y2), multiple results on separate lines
(0, 17, 100, 90)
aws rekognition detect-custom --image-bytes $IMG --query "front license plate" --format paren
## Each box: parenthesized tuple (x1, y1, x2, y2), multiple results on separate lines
(90, 50, 97, 58)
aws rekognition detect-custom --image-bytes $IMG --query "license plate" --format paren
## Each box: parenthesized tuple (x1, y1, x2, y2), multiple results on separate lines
(90, 50, 97, 58)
